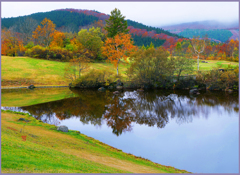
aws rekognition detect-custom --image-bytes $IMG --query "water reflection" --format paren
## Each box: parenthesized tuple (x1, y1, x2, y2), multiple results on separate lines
(4, 89, 238, 136)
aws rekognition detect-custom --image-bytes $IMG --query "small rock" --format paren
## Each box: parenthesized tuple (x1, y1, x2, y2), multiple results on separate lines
(137, 89, 144, 92)
(18, 118, 25, 121)
(113, 91, 119, 94)
(116, 86, 123, 89)
(116, 80, 123, 86)
(98, 87, 106, 91)
(57, 125, 69, 132)
(189, 89, 199, 95)
(28, 85, 35, 89)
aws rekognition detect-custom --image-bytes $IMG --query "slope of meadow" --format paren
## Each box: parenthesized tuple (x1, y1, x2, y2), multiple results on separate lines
(1, 110, 190, 173)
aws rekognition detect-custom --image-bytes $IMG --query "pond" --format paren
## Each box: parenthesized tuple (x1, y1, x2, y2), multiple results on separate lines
(1, 88, 239, 173)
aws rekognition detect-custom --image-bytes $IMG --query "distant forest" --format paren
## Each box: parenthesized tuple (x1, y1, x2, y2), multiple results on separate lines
(177, 29, 233, 43)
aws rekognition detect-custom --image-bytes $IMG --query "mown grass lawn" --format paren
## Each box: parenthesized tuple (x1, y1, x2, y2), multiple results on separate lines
(1, 110, 190, 173)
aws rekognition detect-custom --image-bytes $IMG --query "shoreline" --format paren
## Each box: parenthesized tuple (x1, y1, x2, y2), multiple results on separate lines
(1, 85, 69, 89)
(1, 85, 238, 92)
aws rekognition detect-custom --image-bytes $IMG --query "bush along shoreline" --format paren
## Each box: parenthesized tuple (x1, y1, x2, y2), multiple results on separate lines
(69, 68, 239, 92)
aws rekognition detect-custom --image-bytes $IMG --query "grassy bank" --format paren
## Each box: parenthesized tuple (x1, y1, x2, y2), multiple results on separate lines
(1, 110, 190, 173)
(1, 56, 238, 87)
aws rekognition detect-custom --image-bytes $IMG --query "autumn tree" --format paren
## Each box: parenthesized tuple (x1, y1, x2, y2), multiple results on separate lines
(104, 8, 129, 38)
(32, 18, 56, 47)
(102, 33, 137, 75)
(227, 39, 239, 60)
(49, 31, 66, 48)
(1, 28, 25, 56)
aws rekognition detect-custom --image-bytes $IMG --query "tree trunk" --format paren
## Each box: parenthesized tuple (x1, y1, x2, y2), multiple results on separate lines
(117, 64, 119, 75)
(197, 54, 199, 71)
(117, 59, 120, 76)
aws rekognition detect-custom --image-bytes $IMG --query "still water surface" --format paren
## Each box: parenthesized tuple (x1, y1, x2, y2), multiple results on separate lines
(2, 88, 239, 173)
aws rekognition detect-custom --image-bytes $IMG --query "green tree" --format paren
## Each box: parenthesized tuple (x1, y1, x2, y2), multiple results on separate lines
(77, 27, 104, 60)
(173, 57, 195, 81)
(104, 8, 129, 38)
(127, 47, 171, 85)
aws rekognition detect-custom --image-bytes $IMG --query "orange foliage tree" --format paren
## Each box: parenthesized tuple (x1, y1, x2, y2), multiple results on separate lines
(49, 31, 66, 48)
(32, 18, 56, 47)
(102, 33, 137, 75)
(227, 39, 239, 60)
(1, 28, 25, 56)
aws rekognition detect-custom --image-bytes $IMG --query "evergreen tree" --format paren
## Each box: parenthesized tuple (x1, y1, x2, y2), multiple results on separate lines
(104, 8, 129, 38)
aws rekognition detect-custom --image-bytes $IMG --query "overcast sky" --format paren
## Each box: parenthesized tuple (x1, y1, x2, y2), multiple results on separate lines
(1, 2, 239, 27)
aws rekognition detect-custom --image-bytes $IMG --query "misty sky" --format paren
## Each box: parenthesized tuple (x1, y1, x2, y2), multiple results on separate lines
(1, 2, 239, 27)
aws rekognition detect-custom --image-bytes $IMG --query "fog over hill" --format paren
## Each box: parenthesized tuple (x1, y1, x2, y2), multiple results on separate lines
(160, 20, 239, 30)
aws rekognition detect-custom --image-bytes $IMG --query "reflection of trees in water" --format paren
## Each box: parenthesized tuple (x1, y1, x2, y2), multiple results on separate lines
(195, 91, 239, 114)
(126, 91, 198, 127)
(20, 89, 111, 127)
(103, 94, 135, 136)
(14, 89, 239, 136)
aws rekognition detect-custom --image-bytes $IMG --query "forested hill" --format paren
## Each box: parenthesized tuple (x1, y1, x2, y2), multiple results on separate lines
(1, 10, 99, 32)
(56, 9, 180, 38)
(1, 8, 183, 47)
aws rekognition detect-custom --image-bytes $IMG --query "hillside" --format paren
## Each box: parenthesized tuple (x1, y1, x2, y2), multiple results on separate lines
(1, 8, 182, 47)
(1, 110, 190, 173)
(1, 10, 98, 33)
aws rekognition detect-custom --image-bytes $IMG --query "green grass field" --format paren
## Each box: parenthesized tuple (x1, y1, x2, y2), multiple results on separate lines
(195, 60, 238, 71)
(1, 110, 190, 173)
(1, 56, 129, 86)
(1, 56, 238, 87)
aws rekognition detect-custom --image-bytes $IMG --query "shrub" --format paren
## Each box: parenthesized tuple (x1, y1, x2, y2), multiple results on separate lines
(24, 41, 35, 50)
(72, 69, 123, 88)
(196, 66, 239, 90)
(48, 47, 73, 61)
(25, 45, 48, 59)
